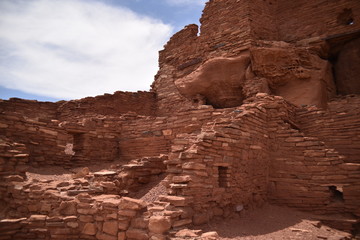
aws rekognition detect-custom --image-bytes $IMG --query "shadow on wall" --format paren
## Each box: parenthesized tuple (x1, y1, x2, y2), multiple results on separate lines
(329, 37, 360, 95)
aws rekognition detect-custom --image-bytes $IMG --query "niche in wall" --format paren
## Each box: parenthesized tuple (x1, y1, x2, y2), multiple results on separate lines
(337, 8, 354, 26)
(327, 33, 360, 95)
(218, 166, 230, 188)
(329, 185, 344, 203)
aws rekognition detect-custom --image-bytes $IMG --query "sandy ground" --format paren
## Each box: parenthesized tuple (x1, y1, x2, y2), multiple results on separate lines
(197, 204, 355, 240)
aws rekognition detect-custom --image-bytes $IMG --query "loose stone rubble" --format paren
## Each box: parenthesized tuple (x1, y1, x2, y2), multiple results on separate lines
(1, 0, 360, 239)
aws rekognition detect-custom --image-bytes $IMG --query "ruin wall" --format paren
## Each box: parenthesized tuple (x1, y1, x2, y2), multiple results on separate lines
(154, 0, 254, 116)
(0, 98, 59, 121)
(57, 91, 156, 120)
(0, 194, 152, 240)
(160, 95, 291, 226)
(296, 95, 360, 163)
(277, 0, 360, 42)
(248, 0, 278, 41)
(118, 106, 217, 161)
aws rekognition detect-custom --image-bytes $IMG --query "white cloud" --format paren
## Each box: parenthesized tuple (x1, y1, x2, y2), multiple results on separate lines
(0, 0, 172, 99)
(165, 0, 207, 6)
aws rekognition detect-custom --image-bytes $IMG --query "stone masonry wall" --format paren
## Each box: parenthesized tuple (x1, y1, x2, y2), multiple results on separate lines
(0, 98, 59, 121)
(268, 96, 360, 217)
(0, 112, 123, 168)
(57, 91, 157, 120)
(0, 90, 158, 168)
(118, 106, 214, 161)
(0, 137, 29, 206)
(0, 112, 73, 167)
(277, 0, 360, 42)
(0, 194, 150, 240)
(154, 0, 254, 116)
(156, 94, 360, 226)
(153, 0, 360, 116)
(296, 95, 360, 164)
(160, 95, 292, 226)
(248, 0, 278, 41)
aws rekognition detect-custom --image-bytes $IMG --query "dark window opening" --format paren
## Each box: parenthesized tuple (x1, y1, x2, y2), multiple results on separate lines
(326, 35, 360, 96)
(329, 186, 344, 202)
(337, 9, 354, 26)
(206, 95, 244, 109)
(192, 94, 206, 105)
(218, 166, 230, 188)
(73, 133, 85, 156)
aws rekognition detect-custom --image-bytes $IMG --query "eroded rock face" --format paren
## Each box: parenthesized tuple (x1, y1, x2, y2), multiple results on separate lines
(335, 38, 360, 95)
(251, 46, 336, 108)
(175, 54, 250, 108)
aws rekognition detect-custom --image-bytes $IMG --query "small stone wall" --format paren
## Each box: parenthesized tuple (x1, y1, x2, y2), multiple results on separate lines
(0, 194, 150, 240)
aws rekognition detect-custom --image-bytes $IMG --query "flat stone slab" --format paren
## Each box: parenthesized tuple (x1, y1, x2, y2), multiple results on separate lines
(0, 218, 26, 223)
(94, 171, 117, 177)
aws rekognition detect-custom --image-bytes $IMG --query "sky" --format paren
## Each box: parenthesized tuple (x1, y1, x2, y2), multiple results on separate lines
(0, 0, 207, 102)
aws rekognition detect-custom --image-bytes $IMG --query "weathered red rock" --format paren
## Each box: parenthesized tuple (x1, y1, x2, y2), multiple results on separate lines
(148, 216, 171, 234)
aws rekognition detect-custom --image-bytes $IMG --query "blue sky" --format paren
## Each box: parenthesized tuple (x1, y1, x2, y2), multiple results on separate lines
(0, 0, 206, 102)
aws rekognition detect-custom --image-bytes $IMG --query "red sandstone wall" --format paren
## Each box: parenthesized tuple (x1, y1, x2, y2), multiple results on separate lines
(154, 0, 253, 115)
(268, 128, 360, 216)
(0, 137, 29, 203)
(268, 96, 360, 216)
(268, 122, 347, 214)
(0, 113, 122, 168)
(277, 0, 360, 41)
(158, 0, 253, 71)
(118, 106, 219, 161)
(161, 95, 296, 225)
(0, 97, 69, 167)
(153, 0, 360, 116)
(0, 91, 157, 167)
(248, 0, 278, 41)
(296, 96, 360, 163)
(199, 0, 252, 52)
(0, 98, 59, 120)
(57, 91, 156, 120)
(0, 112, 73, 167)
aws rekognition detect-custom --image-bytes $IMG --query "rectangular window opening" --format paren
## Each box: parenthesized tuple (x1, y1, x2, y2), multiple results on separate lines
(218, 166, 229, 188)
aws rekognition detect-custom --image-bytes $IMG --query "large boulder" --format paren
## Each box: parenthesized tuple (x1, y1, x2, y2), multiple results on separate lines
(148, 216, 171, 234)
(251, 46, 336, 108)
(175, 54, 250, 108)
